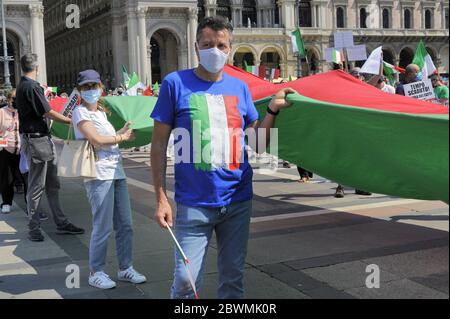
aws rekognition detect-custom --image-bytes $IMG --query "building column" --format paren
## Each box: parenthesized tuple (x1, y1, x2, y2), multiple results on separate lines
(137, 8, 149, 83)
(280, 0, 296, 30)
(127, 7, 138, 74)
(188, 7, 198, 68)
(111, 11, 122, 87)
(29, 4, 47, 85)
(147, 45, 152, 85)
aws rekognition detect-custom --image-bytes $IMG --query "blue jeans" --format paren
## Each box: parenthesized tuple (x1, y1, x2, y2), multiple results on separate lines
(171, 200, 252, 299)
(84, 179, 133, 273)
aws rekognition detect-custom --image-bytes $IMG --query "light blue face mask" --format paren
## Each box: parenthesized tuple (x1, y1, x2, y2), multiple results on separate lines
(415, 71, 423, 82)
(81, 89, 102, 104)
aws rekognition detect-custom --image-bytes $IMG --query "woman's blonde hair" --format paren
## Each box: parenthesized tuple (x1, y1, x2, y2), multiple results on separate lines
(6, 88, 16, 101)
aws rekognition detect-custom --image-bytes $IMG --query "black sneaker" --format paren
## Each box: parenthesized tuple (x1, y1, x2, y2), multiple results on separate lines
(28, 229, 45, 242)
(282, 161, 291, 168)
(335, 186, 345, 198)
(355, 189, 372, 196)
(56, 223, 85, 235)
(39, 212, 49, 221)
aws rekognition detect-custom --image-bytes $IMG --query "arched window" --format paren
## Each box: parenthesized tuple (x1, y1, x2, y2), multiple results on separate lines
(382, 8, 390, 29)
(299, 0, 312, 27)
(242, 0, 257, 27)
(360, 8, 368, 28)
(216, 0, 232, 21)
(404, 8, 412, 29)
(425, 9, 432, 29)
(336, 7, 345, 28)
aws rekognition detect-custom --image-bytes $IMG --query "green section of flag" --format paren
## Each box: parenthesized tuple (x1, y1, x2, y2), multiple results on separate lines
(412, 40, 427, 70)
(153, 82, 159, 91)
(52, 96, 157, 148)
(189, 94, 212, 171)
(122, 65, 130, 88)
(127, 72, 140, 90)
(254, 94, 449, 203)
(291, 28, 306, 57)
(383, 62, 396, 86)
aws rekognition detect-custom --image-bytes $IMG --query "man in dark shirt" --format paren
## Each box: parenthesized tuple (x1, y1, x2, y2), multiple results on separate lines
(395, 64, 420, 96)
(16, 53, 84, 242)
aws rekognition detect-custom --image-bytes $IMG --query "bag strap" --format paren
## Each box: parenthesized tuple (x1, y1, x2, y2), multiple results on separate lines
(66, 122, 73, 142)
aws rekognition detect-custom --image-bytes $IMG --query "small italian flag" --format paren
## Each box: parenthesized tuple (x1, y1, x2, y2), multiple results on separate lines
(291, 28, 306, 57)
(244, 61, 265, 78)
(126, 72, 147, 96)
(189, 94, 243, 172)
(45, 86, 58, 96)
(269, 68, 280, 81)
(413, 40, 437, 78)
(383, 62, 405, 85)
(331, 49, 344, 64)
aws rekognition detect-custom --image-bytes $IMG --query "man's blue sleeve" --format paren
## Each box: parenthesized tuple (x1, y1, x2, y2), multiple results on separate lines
(243, 84, 259, 128)
(150, 78, 176, 127)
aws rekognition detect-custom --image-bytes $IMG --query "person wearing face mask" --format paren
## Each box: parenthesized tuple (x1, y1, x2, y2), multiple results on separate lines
(150, 16, 296, 299)
(71, 70, 146, 289)
(395, 64, 421, 96)
(0, 89, 24, 214)
(16, 53, 85, 242)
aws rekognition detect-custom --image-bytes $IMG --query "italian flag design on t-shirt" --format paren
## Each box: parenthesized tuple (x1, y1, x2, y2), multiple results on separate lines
(189, 93, 243, 172)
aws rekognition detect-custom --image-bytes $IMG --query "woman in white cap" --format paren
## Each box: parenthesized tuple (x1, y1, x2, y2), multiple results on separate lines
(72, 69, 146, 289)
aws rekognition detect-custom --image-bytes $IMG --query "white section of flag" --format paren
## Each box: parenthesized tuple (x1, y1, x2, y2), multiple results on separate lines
(360, 46, 383, 75)
(205, 94, 230, 170)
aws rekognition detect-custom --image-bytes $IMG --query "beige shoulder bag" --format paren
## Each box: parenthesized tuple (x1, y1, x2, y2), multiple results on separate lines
(58, 123, 97, 178)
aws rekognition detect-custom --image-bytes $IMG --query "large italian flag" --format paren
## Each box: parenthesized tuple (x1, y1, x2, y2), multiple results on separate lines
(189, 94, 243, 171)
(223, 65, 449, 203)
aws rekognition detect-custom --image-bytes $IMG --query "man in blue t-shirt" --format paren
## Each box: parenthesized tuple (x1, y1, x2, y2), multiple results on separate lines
(150, 16, 295, 299)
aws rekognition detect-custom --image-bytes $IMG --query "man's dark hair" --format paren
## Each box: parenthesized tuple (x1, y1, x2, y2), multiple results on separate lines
(20, 53, 39, 73)
(196, 16, 233, 43)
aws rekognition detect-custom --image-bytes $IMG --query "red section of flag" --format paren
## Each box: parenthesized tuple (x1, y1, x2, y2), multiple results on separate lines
(223, 65, 448, 115)
(258, 65, 266, 79)
(49, 97, 68, 113)
(144, 86, 152, 96)
(223, 96, 242, 171)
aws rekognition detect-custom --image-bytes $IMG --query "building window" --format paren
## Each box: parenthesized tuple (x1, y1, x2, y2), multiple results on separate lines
(360, 8, 368, 28)
(425, 9, 433, 29)
(404, 8, 412, 29)
(336, 7, 345, 28)
(274, 1, 280, 25)
(382, 8, 390, 29)
(242, 0, 257, 27)
(299, 0, 312, 27)
(198, 0, 205, 22)
(445, 8, 449, 29)
(216, 0, 232, 21)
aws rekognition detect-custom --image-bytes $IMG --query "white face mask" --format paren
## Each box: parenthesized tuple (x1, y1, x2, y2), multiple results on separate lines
(198, 46, 229, 74)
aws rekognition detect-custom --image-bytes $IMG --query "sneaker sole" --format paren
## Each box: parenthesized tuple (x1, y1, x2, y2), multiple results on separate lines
(56, 230, 85, 235)
(28, 236, 44, 242)
(118, 277, 147, 284)
(89, 282, 116, 290)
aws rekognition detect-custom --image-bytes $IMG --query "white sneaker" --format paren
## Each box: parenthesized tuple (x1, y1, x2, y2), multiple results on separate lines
(118, 266, 147, 284)
(1, 205, 11, 214)
(89, 272, 117, 289)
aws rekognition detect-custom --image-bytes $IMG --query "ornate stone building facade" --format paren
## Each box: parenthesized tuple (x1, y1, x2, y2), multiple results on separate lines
(1, 0, 47, 87)
(43, 0, 449, 92)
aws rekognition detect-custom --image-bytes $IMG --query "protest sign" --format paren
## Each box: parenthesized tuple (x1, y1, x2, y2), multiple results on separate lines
(61, 89, 80, 119)
(334, 31, 354, 49)
(404, 80, 436, 101)
(346, 45, 368, 61)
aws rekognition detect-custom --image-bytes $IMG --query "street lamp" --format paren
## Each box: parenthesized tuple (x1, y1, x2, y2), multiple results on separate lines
(1, 0, 12, 89)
